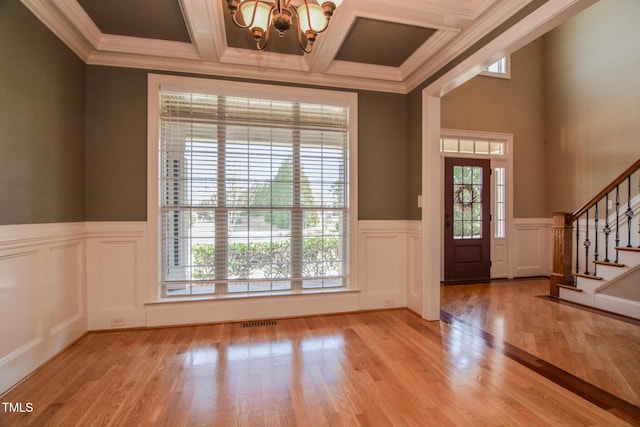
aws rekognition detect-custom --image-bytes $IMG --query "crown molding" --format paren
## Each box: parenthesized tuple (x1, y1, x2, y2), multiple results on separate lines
(87, 51, 409, 93)
(219, 46, 311, 72)
(325, 60, 403, 82)
(97, 35, 200, 60)
(380, 0, 493, 21)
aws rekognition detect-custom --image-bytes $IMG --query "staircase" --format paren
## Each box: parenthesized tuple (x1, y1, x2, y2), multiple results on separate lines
(558, 247, 640, 319)
(551, 159, 640, 320)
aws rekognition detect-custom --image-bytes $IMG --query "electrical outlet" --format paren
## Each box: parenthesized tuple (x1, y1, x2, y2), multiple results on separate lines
(383, 299, 394, 307)
(417, 195, 423, 208)
(111, 317, 127, 327)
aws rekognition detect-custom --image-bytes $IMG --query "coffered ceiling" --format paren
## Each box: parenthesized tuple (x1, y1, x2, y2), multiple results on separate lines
(21, 0, 536, 93)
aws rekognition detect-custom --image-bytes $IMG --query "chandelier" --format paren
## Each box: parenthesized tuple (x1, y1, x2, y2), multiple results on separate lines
(226, 0, 343, 53)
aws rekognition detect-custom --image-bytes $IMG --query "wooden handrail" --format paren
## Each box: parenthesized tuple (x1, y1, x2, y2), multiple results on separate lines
(571, 158, 640, 222)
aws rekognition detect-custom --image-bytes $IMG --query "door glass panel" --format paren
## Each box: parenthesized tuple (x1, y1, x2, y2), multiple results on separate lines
(453, 165, 483, 240)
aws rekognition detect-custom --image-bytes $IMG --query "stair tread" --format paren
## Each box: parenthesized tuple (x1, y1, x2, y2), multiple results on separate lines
(616, 247, 640, 252)
(594, 261, 625, 267)
(575, 273, 603, 280)
(558, 284, 583, 292)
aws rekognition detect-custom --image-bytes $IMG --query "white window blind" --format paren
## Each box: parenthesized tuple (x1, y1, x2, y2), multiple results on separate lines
(159, 90, 350, 297)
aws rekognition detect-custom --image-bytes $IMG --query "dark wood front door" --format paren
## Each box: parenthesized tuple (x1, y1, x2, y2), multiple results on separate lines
(444, 157, 491, 282)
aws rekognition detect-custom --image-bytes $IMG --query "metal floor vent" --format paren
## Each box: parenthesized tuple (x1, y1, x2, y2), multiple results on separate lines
(241, 319, 278, 328)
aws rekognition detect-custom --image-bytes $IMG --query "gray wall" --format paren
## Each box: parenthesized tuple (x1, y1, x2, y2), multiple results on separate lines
(406, 90, 422, 221)
(543, 0, 640, 214)
(84, 67, 409, 221)
(0, 2, 85, 225)
(85, 67, 147, 221)
(441, 38, 547, 218)
(357, 91, 407, 220)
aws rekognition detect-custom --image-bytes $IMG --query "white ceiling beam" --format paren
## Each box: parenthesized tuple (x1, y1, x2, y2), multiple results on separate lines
(179, 0, 220, 62)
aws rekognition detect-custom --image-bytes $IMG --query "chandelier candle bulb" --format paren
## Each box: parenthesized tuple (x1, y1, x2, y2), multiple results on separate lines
(240, 1, 271, 35)
(298, 4, 327, 33)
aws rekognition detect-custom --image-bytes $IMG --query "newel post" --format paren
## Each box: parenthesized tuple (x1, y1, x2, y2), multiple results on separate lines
(550, 212, 574, 297)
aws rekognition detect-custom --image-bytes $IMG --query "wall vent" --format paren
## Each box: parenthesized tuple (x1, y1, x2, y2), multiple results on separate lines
(241, 319, 278, 328)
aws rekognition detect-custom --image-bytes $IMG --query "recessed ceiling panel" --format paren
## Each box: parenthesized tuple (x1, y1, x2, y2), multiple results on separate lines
(78, 0, 191, 43)
(336, 18, 437, 67)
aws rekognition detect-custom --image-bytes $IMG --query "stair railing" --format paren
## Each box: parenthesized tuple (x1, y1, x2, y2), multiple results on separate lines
(550, 158, 640, 296)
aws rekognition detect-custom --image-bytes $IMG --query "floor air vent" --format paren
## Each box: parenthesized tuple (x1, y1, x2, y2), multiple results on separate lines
(241, 319, 278, 328)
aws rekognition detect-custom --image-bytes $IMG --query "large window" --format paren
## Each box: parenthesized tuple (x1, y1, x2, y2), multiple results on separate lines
(150, 77, 355, 298)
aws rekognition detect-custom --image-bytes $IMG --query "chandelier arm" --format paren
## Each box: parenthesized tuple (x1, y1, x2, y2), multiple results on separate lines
(278, 0, 289, 15)
(290, 5, 313, 53)
(296, 25, 313, 54)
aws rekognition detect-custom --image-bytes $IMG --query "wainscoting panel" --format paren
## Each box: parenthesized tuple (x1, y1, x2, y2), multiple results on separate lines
(357, 221, 410, 310)
(512, 218, 553, 278)
(0, 223, 86, 395)
(0, 250, 40, 361)
(49, 242, 83, 333)
(85, 222, 147, 330)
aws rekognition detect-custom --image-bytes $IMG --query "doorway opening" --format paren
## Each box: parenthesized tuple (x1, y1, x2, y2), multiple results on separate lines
(440, 129, 513, 283)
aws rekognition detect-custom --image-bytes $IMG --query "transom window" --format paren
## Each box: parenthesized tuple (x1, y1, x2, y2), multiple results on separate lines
(153, 79, 354, 298)
(440, 137, 504, 156)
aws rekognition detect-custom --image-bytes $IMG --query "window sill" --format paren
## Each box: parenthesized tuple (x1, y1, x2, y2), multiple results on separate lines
(145, 287, 359, 305)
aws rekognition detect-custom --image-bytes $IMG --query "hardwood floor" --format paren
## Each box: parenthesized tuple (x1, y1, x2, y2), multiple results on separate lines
(2, 279, 638, 426)
(441, 278, 640, 409)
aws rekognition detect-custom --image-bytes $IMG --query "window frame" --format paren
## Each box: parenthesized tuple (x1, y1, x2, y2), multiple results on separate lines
(480, 56, 511, 79)
(147, 74, 359, 302)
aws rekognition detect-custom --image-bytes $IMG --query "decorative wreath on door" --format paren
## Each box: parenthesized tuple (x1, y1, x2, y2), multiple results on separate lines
(453, 184, 480, 208)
